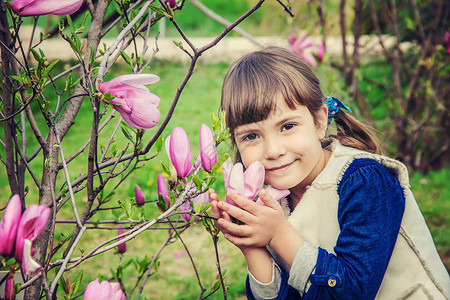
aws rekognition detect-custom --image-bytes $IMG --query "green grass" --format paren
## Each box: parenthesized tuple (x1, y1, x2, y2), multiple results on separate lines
(1, 58, 449, 298)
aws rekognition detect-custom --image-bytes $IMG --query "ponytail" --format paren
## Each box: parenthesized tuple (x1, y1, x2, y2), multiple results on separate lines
(330, 110, 384, 155)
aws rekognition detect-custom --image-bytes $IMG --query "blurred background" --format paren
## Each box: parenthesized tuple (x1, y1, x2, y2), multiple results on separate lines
(1, 0, 449, 298)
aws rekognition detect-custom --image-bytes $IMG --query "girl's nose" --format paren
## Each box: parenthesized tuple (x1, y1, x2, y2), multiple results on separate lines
(264, 137, 286, 160)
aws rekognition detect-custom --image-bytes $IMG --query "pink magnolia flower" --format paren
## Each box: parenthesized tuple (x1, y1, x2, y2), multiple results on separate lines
(222, 159, 265, 206)
(288, 31, 317, 67)
(11, 0, 83, 16)
(222, 159, 290, 206)
(99, 74, 161, 129)
(255, 186, 291, 205)
(445, 32, 450, 54)
(199, 124, 217, 172)
(117, 226, 126, 254)
(179, 192, 209, 222)
(14, 204, 50, 263)
(83, 278, 125, 300)
(0, 195, 21, 258)
(166, 0, 176, 8)
(168, 127, 192, 178)
(134, 185, 145, 206)
(317, 42, 325, 63)
(157, 174, 171, 210)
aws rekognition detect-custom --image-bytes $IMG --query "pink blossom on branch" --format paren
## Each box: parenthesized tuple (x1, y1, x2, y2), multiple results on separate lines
(134, 185, 145, 206)
(445, 32, 450, 54)
(166, 0, 176, 8)
(157, 173, 171, 211)
(222, 158, 290, 207)
(0, 194, 21, 258)
(179, 192, 209, 222)
(117, 226, 126, 254)
(83, 278, 125, 300)
(14, 204, 50, 263)
(168, 127, 192, 178)
(11, 0, 83, 16)
(22, 239, 41, 275)
(222, 159, 265, 206)
(288, 31, 317, 67)
(199, 124, 217, 172)
(98, 74, 161, 129)
(317, 42, 325, 63)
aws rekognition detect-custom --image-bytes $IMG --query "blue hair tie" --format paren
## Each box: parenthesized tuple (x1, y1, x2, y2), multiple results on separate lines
(326, 96, 351, 126)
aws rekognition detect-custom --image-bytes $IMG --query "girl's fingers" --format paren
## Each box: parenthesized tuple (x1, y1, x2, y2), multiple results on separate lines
(217, 218, 251, 237)
(258, 189, 279, 209)
(217, 200, 254, 224)
(222, 211, 232, 222)
(210, 201, 221, 219)
(223, 234, 252, 247)
(226, 191, 259, 214)
(208, 188, 219, 202)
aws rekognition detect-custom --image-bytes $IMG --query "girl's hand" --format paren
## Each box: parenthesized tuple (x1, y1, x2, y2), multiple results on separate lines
(209, 189, 260, 253)
(215, 189, 290, 248)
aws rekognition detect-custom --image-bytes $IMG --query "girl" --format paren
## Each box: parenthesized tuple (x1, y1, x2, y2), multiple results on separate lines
(209, 46, 450, 299)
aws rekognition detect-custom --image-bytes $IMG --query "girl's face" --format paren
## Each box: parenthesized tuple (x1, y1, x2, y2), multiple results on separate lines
(233, 94, 328, 192)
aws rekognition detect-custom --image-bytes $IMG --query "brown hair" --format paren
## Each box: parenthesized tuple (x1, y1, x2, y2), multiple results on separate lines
(221, 46, 383, 157)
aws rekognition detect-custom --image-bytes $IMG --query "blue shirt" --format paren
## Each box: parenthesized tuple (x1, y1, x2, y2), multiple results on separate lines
(246, 158, 406, 299)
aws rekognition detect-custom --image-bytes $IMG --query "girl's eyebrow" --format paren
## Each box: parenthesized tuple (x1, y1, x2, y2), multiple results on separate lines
(234, 127, 257, 138)
(275, 115, 303, 126)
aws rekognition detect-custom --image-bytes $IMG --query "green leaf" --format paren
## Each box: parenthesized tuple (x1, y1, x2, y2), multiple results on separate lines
(210, 154, 229, 174)
(71, 270, 84, 296)
(43, 60, 60, 78)
(90, 46, 95, 68)
(157, 194, 168, 212)
(161, 161, 171, 176)
(149, 4, 167, 15)
(121, 127, 134, 144)
(66, 14, 74, 29)
(78, 11, 89, 30)
(204, 176, 217, 191)
(193, 175, 204, 191)
(118, 199, 133, 219)
(120, 51, 132, 65)
(30, 48, 43, 65)
(58, 274, 68, 294)
(155, 135, 163, 153)
(173, 40, 183, 49)
(10, 75, 23, 84)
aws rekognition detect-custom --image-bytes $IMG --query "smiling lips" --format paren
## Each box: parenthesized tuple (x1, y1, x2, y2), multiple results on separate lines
(266, 160, 296, 173)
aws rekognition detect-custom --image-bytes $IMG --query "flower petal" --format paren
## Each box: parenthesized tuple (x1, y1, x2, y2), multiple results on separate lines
(169, 127, 192, 177)
(242, 161, 265, 200)
(22, 239, 40, 275)
(12, 0, 83, 16)
(265, 186, 290, 202)
(0, 194, 22, 257)
(15, 204, 50, 262)
(199, 124, 217, 172)
(99, 74, 159, 93)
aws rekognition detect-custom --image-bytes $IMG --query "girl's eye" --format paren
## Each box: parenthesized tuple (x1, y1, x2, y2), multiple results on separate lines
(243, 133, 259, 141)
(282, 123, 295, 131)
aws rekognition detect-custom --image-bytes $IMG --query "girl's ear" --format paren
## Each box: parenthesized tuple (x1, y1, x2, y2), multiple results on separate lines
(316, 104, 328, 140)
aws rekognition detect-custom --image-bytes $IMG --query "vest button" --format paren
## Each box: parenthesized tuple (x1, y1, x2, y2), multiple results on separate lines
(328, 278, 337, 287)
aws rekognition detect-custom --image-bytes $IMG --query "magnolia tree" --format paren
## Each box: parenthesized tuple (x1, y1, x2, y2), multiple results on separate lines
(0, 0, 294, 299)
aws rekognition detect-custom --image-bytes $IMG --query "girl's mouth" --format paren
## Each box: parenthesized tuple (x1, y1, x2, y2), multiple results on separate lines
(266, 161, 295, 173)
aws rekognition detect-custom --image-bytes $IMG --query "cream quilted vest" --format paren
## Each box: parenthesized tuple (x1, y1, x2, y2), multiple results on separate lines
(277, 141, 450, 299)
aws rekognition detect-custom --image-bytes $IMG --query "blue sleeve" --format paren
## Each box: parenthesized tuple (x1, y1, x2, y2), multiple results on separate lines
(246, 271, 300, 300)
(303, 158, 405, 300)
